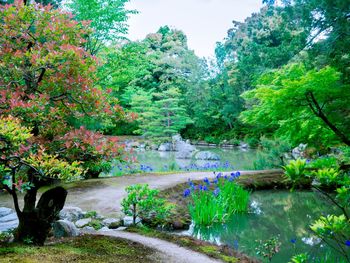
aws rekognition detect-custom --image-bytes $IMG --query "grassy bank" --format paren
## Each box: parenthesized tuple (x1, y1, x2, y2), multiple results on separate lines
(0, 235, 162, 263)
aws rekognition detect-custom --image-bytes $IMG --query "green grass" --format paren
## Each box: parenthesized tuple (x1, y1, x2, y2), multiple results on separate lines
(0, 235, 160, 263)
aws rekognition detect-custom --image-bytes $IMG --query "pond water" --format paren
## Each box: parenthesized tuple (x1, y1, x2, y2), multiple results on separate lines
(183, 190, 344, 262)
(122, 147, 259, 174)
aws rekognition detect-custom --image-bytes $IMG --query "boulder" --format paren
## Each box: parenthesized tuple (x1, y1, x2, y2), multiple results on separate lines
(0, 207, 13, 218)
(123, 216, 141, 226)
(0, 212, 19, 233)
(158, 143, 172, 152)
(195, 151, 220, 161)
(53, 219, 80, 238)
(0, 208, 19, 233)
(59, 206, 84, 222)
(75, 218, 92, 228)
(102, 218, 121, 229)
(292, 143, 307, 159)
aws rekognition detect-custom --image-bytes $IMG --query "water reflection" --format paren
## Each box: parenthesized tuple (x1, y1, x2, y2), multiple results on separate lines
(185, 191, 343, 262)
(135, 147, 258, 172)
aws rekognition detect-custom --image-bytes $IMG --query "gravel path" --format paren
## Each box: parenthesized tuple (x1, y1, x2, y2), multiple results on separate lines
(89, 228, 223, 263)
(0, 170, 274, 217)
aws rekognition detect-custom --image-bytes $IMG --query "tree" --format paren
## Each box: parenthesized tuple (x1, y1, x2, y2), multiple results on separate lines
(240, 64, 350, 147)
(130, 88, 192, 137)
(0, 2, 126, 244)
(67, 0, 136, 55)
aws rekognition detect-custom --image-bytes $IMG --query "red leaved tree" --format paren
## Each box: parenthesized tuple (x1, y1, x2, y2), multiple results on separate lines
(0, 1, 127, 244)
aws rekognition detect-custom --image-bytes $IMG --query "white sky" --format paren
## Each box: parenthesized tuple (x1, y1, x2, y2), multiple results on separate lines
(126, 0, 263, 58)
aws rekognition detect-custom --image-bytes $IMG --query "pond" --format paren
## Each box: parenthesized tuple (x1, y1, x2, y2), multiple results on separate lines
(109, 147, 259, 176)
(183, 190, 344, 262)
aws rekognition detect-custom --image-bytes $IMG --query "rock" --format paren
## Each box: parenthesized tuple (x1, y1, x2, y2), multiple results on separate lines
(0, 207, 13, 218)
(175, 150, 193, 159)
(123, 216, 141, 226)
(83, 226, 95, 232)
(102, 218, 121, 229)
(75, 218, 92, 228)
(172, 220, 184, 230)
(158, 143, 172, 152)
(59, 206, 84, 222)
(98, 227, 110, 232)
(0, 208, 19, 233)
(0, 212, 18, 223)
(195, 151, 220, 160)
(172, 134, 182, 142)
(240, 143, 249, 149)
(292, 143, 307, 159)
(53, 220, 80, 238)
(116, 226, 127, 231)
(185, 139, 191, 145)
(150, 144, 158, 150)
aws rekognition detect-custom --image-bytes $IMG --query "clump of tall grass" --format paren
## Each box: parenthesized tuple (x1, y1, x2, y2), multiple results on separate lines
(184, 172, 250, 226)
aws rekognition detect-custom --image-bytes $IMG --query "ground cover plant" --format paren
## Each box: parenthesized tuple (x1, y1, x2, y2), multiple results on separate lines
(0, 235, 161, 263)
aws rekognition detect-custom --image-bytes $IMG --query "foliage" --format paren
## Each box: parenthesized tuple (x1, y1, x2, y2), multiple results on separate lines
(283, 159, 308, 185)
(0, 2, 127, 244)
(184, 173, 249, 226)
(67, 0, 136, 55)
(240, 63, 350, 147)
(286, 157, 350, 261)
(255, 236, 281, 262)
(121, 184, 173, 226)
(289, 253, 308, 263)
(254, 137, 291, 169)
(307, 157, 338, 170)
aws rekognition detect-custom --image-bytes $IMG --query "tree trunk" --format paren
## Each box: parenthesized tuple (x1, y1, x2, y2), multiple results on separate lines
(306, 91, 350, 146)
(15, 187, 67, 245)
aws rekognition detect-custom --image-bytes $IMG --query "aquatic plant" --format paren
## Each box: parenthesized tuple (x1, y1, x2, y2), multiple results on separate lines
(184, 172, 250, 226)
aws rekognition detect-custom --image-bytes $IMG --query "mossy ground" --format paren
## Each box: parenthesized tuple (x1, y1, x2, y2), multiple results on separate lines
(0, 235, 161, 263)
(127, 226, 259, 263)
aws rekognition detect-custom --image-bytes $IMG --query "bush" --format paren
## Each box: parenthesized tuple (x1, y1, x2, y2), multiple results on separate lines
(121, 184, 173, 226)
(184, 173, 250, 226)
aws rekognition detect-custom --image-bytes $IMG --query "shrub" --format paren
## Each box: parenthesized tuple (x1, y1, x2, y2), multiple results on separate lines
(121, 184, 173, 226)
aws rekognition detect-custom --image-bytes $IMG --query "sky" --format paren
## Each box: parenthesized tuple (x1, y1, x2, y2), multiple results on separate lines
(126, 0, 263, 58)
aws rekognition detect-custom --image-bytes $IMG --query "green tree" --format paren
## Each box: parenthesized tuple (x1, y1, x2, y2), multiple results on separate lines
(67, 0, 136, 55)
(240, 64, 350, 147)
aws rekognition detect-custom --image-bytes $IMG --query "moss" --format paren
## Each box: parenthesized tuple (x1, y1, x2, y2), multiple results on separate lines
(88, 219, 103, 230)
(0, 235, 159, 263)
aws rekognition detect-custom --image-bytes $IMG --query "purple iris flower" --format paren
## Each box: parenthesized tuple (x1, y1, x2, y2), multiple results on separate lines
(183, 189, 191, 198)
(203, 177, 210, 185)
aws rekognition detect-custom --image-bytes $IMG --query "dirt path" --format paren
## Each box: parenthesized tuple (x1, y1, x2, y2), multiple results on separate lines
(0, 170, 277, 217)
(89, 228, 223, 263)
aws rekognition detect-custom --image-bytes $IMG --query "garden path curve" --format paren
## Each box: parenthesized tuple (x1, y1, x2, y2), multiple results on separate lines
(87, 228, 223, 263)
(0, 170, 276, 217)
